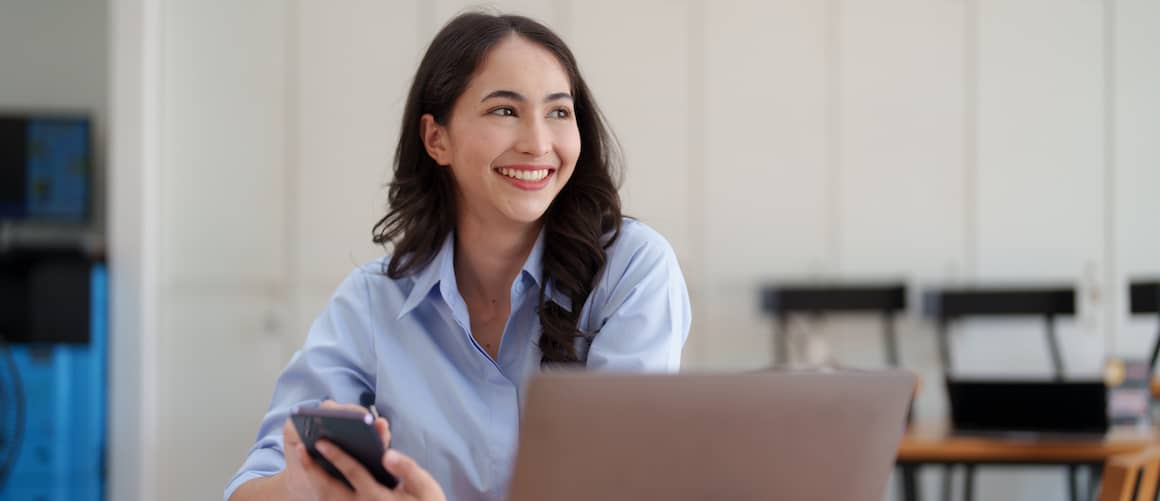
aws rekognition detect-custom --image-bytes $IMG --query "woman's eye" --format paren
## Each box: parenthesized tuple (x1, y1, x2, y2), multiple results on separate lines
(550, 108, 572, 119)
(489, 107, 516, 117)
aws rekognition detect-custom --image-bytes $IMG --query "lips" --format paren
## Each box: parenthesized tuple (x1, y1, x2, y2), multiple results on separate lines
(494, 164, 557, 190)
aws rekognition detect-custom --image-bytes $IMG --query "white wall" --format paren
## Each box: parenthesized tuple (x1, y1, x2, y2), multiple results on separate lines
(1113, 0, 1160, 375)
(108, 0, 159, 498)
(151, 0, 295, 497)
(106, 0, 1160, 500)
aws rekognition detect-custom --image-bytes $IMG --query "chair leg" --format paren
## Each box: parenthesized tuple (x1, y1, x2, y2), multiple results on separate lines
(1088, 464, 1102, 501)
(941, 465, 954, 501)
(774, 316, 788, 366)
(1068, 465, 1079, 501)
(963, 464, 975, 501)
(899, 465, 920, 501)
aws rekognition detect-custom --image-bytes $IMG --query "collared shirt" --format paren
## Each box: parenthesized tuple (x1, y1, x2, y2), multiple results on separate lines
(224, 218, 691, 501)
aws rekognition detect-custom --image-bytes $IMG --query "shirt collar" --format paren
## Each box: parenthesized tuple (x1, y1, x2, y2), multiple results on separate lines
(520, 228, 546, 289)
(523, 229, 573, 313)
(395, 227, 570, 320)
(396, 234, 455, 319)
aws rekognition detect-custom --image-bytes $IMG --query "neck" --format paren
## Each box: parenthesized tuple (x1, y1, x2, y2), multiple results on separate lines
(453, 214, 541, 304)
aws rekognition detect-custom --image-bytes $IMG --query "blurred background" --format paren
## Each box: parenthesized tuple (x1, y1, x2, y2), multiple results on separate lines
(0, 0, 1157, 500)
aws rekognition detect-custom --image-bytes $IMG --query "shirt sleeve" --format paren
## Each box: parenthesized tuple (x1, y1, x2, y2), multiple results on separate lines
(223, 268, 379, 500)
(584, 226, 692, 372)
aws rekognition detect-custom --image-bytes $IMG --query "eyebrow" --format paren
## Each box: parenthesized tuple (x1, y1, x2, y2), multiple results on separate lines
(481, 90, 573, 103)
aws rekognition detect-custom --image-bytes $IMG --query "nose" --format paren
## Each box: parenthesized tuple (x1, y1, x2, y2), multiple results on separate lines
(515, 116, 552, 158)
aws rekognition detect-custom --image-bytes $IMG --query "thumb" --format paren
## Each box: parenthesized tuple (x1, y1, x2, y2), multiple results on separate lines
(374, 417, 392, 449)
(384, 449, 442, 499)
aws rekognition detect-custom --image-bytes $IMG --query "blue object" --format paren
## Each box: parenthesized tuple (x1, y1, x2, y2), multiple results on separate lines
(26, 119, 90, 220)
(1, 264, 106, 501)
(0, 115, 91, 222)
(225, 219, 691, 501)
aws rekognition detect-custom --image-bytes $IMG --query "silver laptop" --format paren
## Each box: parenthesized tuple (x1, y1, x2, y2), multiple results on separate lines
(509, 369, 915, 501)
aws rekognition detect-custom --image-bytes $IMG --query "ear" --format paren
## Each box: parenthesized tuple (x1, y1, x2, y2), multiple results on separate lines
(420, 114, 452, 166)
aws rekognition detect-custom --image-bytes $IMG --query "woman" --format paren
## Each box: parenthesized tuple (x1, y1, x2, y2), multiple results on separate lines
(226, 11, 690, 501)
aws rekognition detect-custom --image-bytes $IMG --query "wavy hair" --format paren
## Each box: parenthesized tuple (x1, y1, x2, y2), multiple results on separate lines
(372, 12, 623, 364)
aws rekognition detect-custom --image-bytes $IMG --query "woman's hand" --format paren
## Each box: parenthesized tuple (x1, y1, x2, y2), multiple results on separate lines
(278, 410, 323, 501)
(283, 400, 447, 501)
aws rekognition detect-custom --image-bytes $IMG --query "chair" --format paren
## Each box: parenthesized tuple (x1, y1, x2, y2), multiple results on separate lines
(924, 286, 1083, 501)
(1131, 281, 1160, 373)
(759, 282, 916, 498)
(1097, 447, 1160, 501)
(925, 286, 1075, 380)
(760, 283, 907, 367)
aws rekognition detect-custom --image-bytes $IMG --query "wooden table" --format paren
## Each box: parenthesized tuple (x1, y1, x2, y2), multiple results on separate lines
(895, 422, 1157, 501)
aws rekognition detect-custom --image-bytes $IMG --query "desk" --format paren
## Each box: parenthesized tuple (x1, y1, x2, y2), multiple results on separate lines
(896, 422, 1157, 501)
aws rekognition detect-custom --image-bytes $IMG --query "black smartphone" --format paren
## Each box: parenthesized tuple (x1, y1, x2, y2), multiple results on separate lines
(290, 406, 400, 490)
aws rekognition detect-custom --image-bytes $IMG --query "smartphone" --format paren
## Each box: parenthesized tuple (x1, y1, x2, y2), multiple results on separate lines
(290, 406, 400, 490)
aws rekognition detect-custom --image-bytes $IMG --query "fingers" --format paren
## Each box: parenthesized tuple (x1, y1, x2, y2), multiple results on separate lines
(383, 449, 442, 499)
(374, 417, 392, 449)
(320, 399, 369, 414)
(283, 418, 303, 448)
(295, 443, 352, 498)
(315, 440, 380, 494)
(283, 418, 308, 474)
(319, 400, 392, 449)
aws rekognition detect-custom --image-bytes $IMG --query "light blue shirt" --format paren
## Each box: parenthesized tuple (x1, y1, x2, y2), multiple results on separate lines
(224, 218, 691, 501)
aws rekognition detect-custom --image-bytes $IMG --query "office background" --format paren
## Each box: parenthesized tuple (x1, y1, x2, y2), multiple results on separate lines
(2, 0, 1158, 500)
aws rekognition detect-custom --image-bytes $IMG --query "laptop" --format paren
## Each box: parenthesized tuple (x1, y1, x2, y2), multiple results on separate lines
(946, 378, 1109, 437)
(508, 369, 916, 501)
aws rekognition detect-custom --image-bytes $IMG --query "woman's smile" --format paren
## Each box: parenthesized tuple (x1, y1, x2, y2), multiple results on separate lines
(494, 164, 557, 190)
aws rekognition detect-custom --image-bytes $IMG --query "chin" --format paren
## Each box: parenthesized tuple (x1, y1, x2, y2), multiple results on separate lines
(502, 202, 552, 225)
(505, 210, 549, 225)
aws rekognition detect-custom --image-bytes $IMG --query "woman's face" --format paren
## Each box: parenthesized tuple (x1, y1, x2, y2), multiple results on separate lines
(422, 35, 580, 228)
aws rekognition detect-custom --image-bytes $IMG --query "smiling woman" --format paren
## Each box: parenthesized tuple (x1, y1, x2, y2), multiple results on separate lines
(418, 33, 583, 261)
(226, 11, 691, 501)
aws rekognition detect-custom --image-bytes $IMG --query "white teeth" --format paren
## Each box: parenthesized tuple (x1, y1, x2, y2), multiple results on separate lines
(498, 168, 549, 182)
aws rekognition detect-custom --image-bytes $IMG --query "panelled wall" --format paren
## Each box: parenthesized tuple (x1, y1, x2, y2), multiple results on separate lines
(139, 1, 1159, 499)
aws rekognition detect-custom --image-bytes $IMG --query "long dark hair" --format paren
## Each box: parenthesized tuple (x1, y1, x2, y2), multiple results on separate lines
(372, 12, 623, 365)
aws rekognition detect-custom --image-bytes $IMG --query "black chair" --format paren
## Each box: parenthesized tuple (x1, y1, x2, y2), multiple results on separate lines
(761, 283, 907, 367)
(760, 283, 917, 499)
(1131, 281, 1160, 373)
(926, 287, 1074, 380)
(924, 286, 1086, 501)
